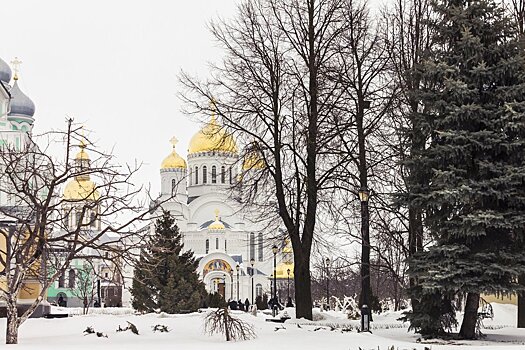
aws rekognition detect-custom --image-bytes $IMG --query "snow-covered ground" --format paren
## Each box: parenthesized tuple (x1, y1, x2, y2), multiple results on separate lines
(1, 304, 525, 349)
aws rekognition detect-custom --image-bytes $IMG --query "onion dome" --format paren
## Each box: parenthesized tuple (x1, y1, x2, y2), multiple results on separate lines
(63, 141, 100, 201)
(8, 78, 36, 119)
(161, 137, 187, 169)
(188, 116, 237, 155)
(208, 209, 225, 230)
(0, 57, 12, 84)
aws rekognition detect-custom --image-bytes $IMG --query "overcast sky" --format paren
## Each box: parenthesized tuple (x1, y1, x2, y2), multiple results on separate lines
(2, 0, 238, 195)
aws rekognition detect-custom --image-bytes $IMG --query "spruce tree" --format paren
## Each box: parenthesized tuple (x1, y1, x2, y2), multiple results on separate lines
(131, 210, 207, 313)
(407, 0, 525, 339)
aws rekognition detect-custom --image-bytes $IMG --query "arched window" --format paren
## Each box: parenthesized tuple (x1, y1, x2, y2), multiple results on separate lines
(75, 212, 82, 226)
(206, 239, 209, 254)
(211, 166, 217, 183)
(171, 178, 176, 193)
(203, 166, 208, 184)
(68, 269, 75, 288)
(189, 168, 192, 185)
(256, 283, 263, 297)
(224, 239, 227, 253)
(258, 233, 263, 261)
(195, 166, 199, 184)
(250, 233, 255, 261)
(90, 212, 97, 228)
(215, 237, 219, 249)
(221, 166, 226, 183)
(63, 210, 69, 229)
(229, 167, 233, 184)
(58, 274, 65, 288)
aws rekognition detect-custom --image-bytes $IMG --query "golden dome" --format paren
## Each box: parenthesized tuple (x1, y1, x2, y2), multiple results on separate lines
(161, 137, 187, 169)
(75, 149, 90, 160)
(275, 261, 294, 279)
(64, 140, 99, 201)
(63, 179, 100, 201)
(242, 151, 265, 171)
(208, 209, 225, 230)
(188, 116, 238, 155)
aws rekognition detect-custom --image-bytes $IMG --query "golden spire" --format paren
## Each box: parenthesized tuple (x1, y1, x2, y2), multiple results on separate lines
(10, 57, 22, 81)
(214, 208, 220, 221)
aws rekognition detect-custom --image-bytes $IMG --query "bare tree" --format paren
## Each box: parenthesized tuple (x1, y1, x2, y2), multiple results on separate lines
(0, 119, 155, 344)
(204, 307, 256, 341)
(180, 0, 351, 320)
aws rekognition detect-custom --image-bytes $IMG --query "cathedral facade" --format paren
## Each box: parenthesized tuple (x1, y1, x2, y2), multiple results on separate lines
(147, 115, 292, 304)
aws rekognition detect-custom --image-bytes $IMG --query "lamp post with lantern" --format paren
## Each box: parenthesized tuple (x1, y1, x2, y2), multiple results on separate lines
(287, 268, 291, 303)
(272, 245, 278, 316)
(236, 263, 240, 301)
(325, 257, 330, 310)
(359, 186, 372, 332)
(250, 258, 255, 304)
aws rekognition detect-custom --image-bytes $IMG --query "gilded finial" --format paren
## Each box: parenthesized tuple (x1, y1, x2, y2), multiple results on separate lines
(169, 136, 179, 149)
(79, 125, 87, 149)
(214, 208, 220, 221)
(10, 57, 22, 81)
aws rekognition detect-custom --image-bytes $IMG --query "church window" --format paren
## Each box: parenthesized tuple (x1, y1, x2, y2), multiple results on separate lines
(256, 283, 263, 297)
(76, 212, 82, 226)
(58, 274, 65, 288)
(215, 237, 219, 249)
(206, 239, 209, 254)
(224, 239, 227, 253)
(63, 210, 69, 229)
(203, 166, 208, 184)
(250, 233, 255, 261)
(189, 168, 192, 185)
(68, 269, 75, 288)
(90, 212, 97, 228)
(195, 166, 199, 184)
(221, 166, 226, 183)
(171, 179, 176, 193)
(212, 166, 217, 183)
(229, 167, 232, 184)
(258, 233, 263, 261)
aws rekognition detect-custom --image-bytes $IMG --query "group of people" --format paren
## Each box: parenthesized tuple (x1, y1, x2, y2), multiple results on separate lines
(227, 298, 252, 311)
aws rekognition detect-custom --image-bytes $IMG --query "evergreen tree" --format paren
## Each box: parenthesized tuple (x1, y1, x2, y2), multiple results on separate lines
(131, 210, 207, 313)
(407, 0, 525, 339)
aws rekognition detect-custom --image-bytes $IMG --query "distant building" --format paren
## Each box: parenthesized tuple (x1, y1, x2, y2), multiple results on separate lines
(0, 55, 49, 317)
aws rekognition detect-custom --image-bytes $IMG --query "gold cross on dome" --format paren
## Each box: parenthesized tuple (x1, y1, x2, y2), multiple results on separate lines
(10, 57, 22, 80)
(169, 136, 178, 149)
(214, 208, 220, 221)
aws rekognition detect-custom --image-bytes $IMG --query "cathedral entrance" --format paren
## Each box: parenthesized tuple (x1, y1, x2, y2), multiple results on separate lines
(218, 282, 225, 298)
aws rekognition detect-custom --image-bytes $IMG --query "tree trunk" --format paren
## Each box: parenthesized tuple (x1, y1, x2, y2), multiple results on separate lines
(459, 292, 479, 339)
(294, 254, 312, 320)
(518, 274, 525, 328)
(359, 199, 372, 308)
(6, 299, 19, 345)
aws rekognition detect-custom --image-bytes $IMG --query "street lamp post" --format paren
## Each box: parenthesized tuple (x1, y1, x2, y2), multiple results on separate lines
(359, 186, 372, 332)
(250, 258, 255, 305)
(325, 257, 330, 310)
(287, 268, 291, 304)
(236, 263, 240, 300)
(229, 268, 233, 300)
(272, 245, 278, 317)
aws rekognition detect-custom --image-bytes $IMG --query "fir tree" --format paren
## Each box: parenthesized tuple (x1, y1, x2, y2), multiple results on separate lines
(131, 210, 207, 313)
(407, 0, 525, 339)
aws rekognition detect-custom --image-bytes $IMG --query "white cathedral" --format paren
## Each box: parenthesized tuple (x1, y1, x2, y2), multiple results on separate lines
(137, 115, 294, 305)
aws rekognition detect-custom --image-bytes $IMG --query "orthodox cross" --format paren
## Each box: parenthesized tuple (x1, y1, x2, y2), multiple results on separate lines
(170, 136, 178, 150)
(10, 57, 22, 80)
